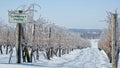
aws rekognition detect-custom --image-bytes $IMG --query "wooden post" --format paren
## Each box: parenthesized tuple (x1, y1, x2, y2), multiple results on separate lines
(44, 27, 52, 60)
(16, 10, 23, 63)
(32, 24, 35, 43)
(115, 13, 119, 68)
(16, 23, 22, 63)
(6, 29, 9, 54)
(111, 13, 118, 68)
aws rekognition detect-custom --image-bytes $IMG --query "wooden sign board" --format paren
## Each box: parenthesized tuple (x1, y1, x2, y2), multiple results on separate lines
(9, 13, 28, 23)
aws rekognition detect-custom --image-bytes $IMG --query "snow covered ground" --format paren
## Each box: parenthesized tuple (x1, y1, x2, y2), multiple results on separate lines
(0, 39, 116, 68)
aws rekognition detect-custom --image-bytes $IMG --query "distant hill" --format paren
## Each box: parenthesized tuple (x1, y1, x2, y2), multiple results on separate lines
(69, 29, 102, 33)
(69, 29, 103, 39)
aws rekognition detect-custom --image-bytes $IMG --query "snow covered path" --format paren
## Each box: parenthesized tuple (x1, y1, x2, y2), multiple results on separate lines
(40, 40, 111, 68)
(0, 40, 112, 68)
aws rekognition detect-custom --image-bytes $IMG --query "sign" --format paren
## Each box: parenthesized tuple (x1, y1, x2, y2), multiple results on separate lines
(9, 13, 28, 23)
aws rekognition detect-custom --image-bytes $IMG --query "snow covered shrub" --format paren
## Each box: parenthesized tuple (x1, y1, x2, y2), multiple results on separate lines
(98, 29, 112, 62)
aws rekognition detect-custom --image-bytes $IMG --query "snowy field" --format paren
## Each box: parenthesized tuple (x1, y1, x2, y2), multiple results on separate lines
(0, 39, 118, 68)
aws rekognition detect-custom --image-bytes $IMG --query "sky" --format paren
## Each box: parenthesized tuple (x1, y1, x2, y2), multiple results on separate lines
(0, 0, 120, 29)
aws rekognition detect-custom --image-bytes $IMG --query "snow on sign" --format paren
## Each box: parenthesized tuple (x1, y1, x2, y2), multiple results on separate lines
(9, 13, 28, 23)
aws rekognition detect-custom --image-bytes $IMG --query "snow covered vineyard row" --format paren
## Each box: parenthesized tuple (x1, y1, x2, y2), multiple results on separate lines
(0, 39, 117, 68)
(0, 18, 91, 61)
(0, 12, 92, 67)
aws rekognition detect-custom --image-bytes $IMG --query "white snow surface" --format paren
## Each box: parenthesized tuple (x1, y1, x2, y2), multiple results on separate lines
(0, 39, 117, 68)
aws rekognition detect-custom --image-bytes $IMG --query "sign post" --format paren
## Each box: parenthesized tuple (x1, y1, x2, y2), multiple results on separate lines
(8, 10, 28, 63)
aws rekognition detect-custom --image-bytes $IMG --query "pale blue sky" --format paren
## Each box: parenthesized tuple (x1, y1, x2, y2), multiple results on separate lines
(0, 0, 120, 29)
